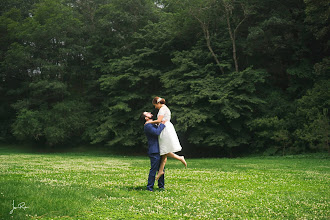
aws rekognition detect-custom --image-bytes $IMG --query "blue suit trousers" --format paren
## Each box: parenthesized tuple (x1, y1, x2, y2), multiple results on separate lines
(147, 153, 164, 191)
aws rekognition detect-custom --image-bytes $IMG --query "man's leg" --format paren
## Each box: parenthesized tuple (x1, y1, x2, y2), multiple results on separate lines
(147, 153, 161, 191)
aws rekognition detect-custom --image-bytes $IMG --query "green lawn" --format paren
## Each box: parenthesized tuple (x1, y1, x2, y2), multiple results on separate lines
(0, 145, 329, 219)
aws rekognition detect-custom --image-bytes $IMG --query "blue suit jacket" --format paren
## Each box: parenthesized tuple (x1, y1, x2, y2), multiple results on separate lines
(144, 123, 165, 155)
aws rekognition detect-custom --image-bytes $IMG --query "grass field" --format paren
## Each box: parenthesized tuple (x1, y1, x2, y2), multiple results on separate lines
(0, 145, 329, 219)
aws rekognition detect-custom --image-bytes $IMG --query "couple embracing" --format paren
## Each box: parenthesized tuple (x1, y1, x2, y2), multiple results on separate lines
(141, 97, 187, 192)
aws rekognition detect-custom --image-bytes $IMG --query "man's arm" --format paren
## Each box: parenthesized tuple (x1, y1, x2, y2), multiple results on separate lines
(144, 123, 165, 136)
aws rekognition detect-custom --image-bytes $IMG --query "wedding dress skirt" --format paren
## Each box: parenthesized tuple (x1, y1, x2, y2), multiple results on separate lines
(158, 121, 182, 155)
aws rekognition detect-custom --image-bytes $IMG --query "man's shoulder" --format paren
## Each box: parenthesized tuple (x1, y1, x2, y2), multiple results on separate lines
(144, 123, 162, 130)
(144, 123, 155, 130)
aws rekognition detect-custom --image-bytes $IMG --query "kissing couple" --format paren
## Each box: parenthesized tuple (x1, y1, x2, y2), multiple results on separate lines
(141, 96, 187, 192)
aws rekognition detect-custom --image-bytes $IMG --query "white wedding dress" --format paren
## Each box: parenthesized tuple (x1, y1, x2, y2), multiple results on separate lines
(158, 105, 182, 155)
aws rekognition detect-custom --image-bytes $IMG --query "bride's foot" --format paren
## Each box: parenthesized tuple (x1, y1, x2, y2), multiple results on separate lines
(155, 171, 164, 181)
(180, 156, 187, 168)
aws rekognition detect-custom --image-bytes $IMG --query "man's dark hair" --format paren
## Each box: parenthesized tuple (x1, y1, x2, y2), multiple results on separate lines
(140, 112, 146, 122)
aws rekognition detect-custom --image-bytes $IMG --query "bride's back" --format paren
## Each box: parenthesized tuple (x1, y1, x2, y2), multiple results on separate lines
(158, 105, 171, 122)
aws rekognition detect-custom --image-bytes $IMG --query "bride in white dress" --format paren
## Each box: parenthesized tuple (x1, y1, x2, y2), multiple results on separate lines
(145, 97, 187, 180)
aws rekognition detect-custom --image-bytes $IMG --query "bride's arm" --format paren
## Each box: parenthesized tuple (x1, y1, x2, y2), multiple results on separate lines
(146, 115, 164, 124)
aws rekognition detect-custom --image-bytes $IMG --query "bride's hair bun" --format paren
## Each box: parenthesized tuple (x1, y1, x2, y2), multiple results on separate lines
(152, 96, 166, 104)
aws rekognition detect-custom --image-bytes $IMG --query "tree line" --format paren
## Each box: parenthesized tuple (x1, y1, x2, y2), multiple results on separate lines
(0, 0, 329, 156)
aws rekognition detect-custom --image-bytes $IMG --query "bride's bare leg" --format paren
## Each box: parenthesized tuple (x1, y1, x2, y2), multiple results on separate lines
(167, 152, 187, 167)
(155, 155, 167, 181)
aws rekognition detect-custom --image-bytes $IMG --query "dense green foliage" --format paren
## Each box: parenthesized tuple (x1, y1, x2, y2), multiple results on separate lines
(0, 0, 329, 155)
(0, 146, 329, 219)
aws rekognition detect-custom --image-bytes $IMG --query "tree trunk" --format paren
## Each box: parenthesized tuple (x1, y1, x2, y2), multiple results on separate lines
(203, 25, 225, 74)
(225, 12, 239, 72)
(223, 1, 247, 73)
(189, 8, 225, 74)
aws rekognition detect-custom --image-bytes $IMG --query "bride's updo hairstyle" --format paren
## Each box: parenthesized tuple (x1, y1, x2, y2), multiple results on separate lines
(152, 96, 166, 105)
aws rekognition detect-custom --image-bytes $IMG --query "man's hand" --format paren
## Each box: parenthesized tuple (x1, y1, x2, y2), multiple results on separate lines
(161, 120, 167, 124)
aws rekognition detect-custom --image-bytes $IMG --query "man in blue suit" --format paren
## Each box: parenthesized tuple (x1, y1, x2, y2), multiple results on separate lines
(141, 111, 166, 191)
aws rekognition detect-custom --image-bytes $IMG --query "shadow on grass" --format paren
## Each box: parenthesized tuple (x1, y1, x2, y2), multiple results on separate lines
(126, 185, 146, 191)
(122, 185, 167, 193)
